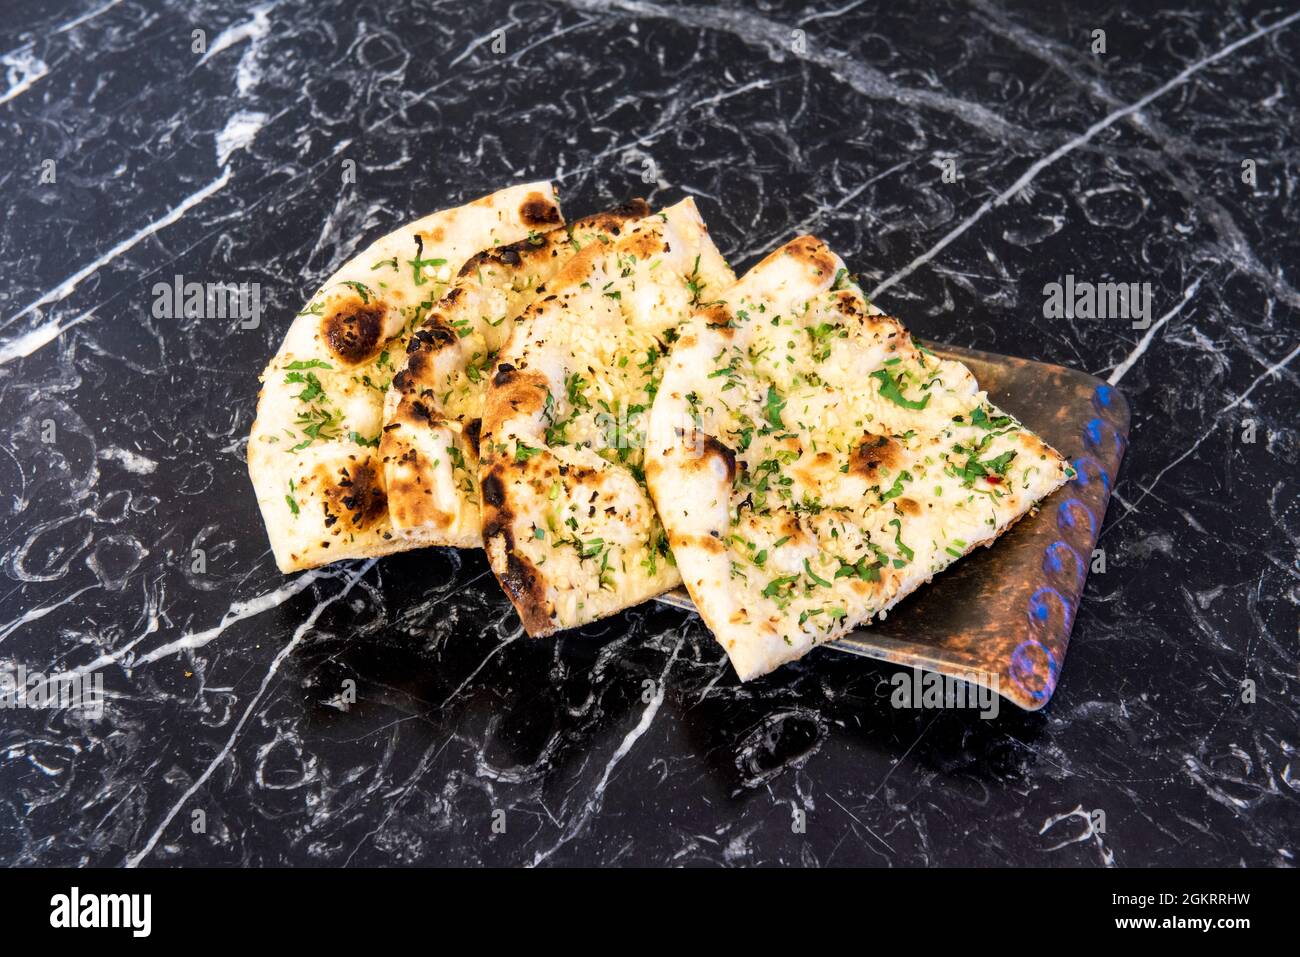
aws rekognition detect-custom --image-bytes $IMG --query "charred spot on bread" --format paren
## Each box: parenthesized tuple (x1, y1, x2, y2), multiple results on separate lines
(463, 418, 482, 457)
(458, 247, 498, 278)
(695, 434, 737, 483)
(402, 320, 457, 384)
(321, 456, 387, 530)
(792, 450, 834, 488)
(700, 303, 734, 335)
(776, 510, 808, 544)
(499, 549, 554, 634)
(622, 226, 665, 260)
(833, 290, 865, 321)
(849, 433, 904, 478)
(674, 532, 725, 554)
(387, 469, 453, 530)
(407, 320, 457, 354)
(783, 235, 838, 278)
(480, 469, 506, 508)
(489, 368, 549, 417)
(611, 198, 651, 220)
(520, 191, 562, 227)
(479, 485, 556, 636)
(322, 300, 385, 365)
(408, 398, 436, 423)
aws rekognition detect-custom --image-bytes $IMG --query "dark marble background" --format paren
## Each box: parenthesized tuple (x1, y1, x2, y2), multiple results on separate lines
(0, 0, 1296, 867)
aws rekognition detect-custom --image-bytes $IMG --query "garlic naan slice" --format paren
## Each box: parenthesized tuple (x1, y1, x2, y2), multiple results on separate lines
(248, 182, 562, 572)
(646, 235, 1071, 680)
(479, 198, 735, 636)
(380, 200, 651, 548)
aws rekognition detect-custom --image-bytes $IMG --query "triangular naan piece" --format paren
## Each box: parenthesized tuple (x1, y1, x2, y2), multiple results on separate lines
(479, 198, 735, 636)
(248, 182, 562, 572)
(646, 235, 1071, 680)
(380, 200, 651, 548)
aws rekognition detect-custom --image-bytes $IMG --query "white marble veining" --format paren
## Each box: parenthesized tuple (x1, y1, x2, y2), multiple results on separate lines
(0, 0, 1295, 867)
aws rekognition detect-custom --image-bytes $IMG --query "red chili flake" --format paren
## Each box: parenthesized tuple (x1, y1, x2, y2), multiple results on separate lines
(985, 475, 1003, 485)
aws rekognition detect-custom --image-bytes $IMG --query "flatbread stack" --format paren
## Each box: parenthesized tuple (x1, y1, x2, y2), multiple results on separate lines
(248, 182, 563, 572)
(645, 235, 1070, 679)
(249, 184, 1072, 681)
(380, 200, 651, 548)
(478, 197, 735, 635)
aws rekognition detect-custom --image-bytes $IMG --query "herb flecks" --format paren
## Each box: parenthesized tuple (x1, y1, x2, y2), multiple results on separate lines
(870, 368, 930, 410)
(408, 235, 448, 287)
(761, 384, 786, 432)
(341, 280, 373, 303)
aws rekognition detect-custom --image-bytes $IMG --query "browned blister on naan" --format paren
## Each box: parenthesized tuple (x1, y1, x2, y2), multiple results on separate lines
(248, 182, 562, 572)
(379, 201, 652, 549)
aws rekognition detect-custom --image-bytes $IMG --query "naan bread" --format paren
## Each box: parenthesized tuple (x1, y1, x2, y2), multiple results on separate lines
(380, 200, 651, 548)
(645, 235, 1071, 680)
(248, 182, 563, 572)
(479, 198, 735, 636)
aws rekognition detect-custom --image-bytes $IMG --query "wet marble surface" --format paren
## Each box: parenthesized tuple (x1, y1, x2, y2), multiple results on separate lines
(0, 0, 1297, 866)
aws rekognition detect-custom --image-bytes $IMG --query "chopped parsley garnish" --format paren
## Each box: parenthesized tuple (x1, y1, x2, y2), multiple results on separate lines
(407, 235, 448, 286)
(887, 518, 914, 563)
(970, 406, 1013, 430)
(285, 370, 326, 403)
(642, 528, 672, 577)
(685, 254, 706, 307)
(955, 448, 1018, 484)
(762, 574, 800, 607)
(761, 384, 786, 431)
(341, 280, 373, 303)
(290, 406, 341, 451)
(835, 554, 882, 582)
(545, 418, 569, 446)
(806, 322, 841, 363)
(566, 372, 591, 410)
(982, 451, 1017, 474)
(879, 470, 913, 503)
(803, 558, 832, 588)
(870, 368, 931, 410)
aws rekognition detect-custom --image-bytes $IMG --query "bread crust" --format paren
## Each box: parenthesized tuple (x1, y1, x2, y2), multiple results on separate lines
(645, 235, 1070, 679)
(478, 198, 736, 636)
(247, 182, 562, 572)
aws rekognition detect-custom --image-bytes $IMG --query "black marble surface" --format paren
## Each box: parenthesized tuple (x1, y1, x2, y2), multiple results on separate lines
(0, 0, 1297, 867)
